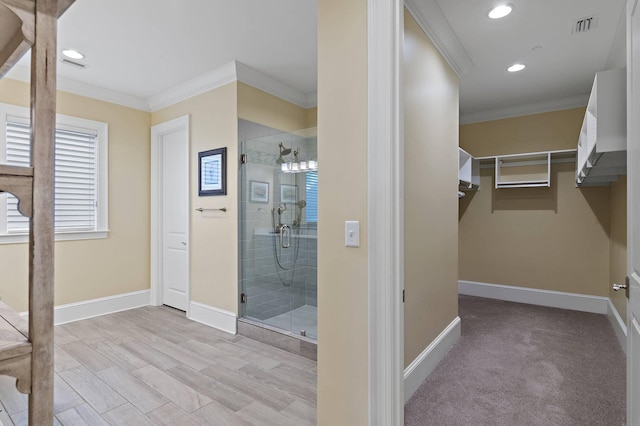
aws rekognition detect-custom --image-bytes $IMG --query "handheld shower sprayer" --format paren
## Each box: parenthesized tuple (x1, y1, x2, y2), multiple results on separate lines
(294, 200, 306, 227)
(275, 204, 287, 228)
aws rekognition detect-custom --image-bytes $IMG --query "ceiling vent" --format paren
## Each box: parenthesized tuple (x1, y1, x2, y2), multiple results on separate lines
(572, 14, 598, 34)
(61, 58, 87, 69)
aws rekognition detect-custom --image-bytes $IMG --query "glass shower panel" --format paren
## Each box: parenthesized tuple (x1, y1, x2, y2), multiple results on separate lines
(240, 128, 317, 340)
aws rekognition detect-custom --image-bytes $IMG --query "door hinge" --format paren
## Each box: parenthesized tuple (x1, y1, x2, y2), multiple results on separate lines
(402, 290, 405, 303)
(241, 154, 247, 164)
(241, 293, 247, 304)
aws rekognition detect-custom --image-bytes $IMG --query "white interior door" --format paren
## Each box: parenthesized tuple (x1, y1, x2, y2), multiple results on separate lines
(151, 116, 190, 312)
(627, 1, 640, 423)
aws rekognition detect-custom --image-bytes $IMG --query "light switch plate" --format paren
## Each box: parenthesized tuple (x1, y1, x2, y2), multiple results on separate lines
(345, 221, 360, 247)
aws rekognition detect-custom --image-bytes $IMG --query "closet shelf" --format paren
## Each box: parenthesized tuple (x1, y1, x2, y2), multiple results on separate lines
(0, 1, 76, 421)
(0, 164, 33, 217)
(475, 150, 576, 189)
(0, 0, 35, 78)
(0, 164, 33, 177)
(0, 301, 31, 393)
(576, 68, 627, 187)
(458, 148, 479, 194)
(0, 0, 75, 78)
(477, 149, 576, 167)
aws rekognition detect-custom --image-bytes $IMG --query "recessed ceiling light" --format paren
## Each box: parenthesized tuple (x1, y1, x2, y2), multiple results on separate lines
(62, 49, 85, 60)
(488, 4, 513, 19)
(507, 63, 526, 72)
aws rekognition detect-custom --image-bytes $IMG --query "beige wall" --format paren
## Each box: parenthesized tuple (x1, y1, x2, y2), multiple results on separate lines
(317, 0, 369, 423)
(459, 110, 612, 297)
(150, 82, 315, 314)
(610, 177, 627, 319)
(152, 83, 239, 312)
(0, 78, 151, 312)
(460, 108, 585, 156)
(305, 107, 318, 128)
(238, 82, 312, 131)
(403, 11, 459, 367)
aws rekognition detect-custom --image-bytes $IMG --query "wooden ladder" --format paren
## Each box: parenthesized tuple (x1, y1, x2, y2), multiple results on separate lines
(0, 0, 74, 423)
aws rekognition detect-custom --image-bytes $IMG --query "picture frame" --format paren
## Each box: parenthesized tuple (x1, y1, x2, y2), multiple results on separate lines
(198, 147, 226, 196)
(250, 180, 269, 203)
(280, 184, 297, 204)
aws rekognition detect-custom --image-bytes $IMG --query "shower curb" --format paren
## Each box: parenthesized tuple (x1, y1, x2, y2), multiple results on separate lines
(238, 318, 317, 360)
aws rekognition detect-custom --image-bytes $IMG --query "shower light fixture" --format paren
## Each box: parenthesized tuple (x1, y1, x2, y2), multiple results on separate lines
(282, 159, 318, 173)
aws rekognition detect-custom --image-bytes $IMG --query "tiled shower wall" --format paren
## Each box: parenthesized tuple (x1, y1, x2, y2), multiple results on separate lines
(241, 234, 317, 321)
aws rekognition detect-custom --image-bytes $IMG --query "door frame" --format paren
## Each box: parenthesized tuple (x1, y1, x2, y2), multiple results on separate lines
(151, 115, 191, 312)
(368, 0, 405, 424)
(628, 0, 639, 422)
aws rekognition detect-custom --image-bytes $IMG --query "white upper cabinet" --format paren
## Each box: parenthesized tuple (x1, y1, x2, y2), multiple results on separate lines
(459, 147, 479, 198)
(576, 68, 627, 187)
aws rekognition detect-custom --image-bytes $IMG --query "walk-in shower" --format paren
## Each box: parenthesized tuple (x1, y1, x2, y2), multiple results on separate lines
(239, 123, 318, 341)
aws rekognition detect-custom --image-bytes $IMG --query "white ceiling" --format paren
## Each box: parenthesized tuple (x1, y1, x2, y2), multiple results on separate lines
(434, 0, 627, 122)
(5, 0, 628, 122)
(12, 0, 318, 107)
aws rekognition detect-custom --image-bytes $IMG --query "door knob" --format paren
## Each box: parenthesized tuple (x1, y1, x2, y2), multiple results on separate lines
(181, 242, 187, 246)
(613, 277, 630, 298)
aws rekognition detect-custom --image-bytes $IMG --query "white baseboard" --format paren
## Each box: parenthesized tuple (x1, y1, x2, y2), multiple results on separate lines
(458, 280, 609, 314)
(188, 301, 237, 335)
(20, 290, 151, 325)
(607, 299, 628, 354)
(404, 316, 461, 403)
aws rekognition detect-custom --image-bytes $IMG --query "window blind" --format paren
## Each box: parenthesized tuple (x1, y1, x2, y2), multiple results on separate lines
(305, 171, 318, 223)
(6, 121, 98, 233)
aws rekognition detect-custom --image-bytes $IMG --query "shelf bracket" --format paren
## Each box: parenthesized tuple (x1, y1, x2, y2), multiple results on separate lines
(0, 175, 33, 217)
(0, 354, 31, 394)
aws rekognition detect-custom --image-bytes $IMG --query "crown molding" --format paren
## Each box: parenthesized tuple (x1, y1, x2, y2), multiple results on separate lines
(6, 60, 317, 113)
(59, 77, 151, 111)
(235, 62, 316, 108)
(460, 94, 590, 124)
(144, 61, 318, 112)
(5, 64, 151, 111)
(405, 0, 474, 78)
(147, 61, 237, 112)
(305, 92, 318, 108)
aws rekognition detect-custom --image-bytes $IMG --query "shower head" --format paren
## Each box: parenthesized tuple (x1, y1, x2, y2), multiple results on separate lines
(279, 142, 291, 156)
(297, 200, 307, 209)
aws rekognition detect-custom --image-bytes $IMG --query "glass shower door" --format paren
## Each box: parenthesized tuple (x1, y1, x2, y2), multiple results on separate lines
(239, 130, 318, 339)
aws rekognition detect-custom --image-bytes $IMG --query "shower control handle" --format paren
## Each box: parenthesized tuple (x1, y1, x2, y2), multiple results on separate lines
(280, 225, 291, 249)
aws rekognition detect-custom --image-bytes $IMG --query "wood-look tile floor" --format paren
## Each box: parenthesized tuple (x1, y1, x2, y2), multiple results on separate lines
(0, 306, 317, 425)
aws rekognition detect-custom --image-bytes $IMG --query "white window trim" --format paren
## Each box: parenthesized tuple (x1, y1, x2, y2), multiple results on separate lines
(0, 103, 109, 244)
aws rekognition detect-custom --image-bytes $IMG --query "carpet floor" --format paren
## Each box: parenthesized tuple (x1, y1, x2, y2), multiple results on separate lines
(405, 295, 626, 426)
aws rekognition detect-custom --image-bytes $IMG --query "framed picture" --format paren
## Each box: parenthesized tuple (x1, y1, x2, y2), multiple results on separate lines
(280, 184, 297, 203)
(250, 181, 269, 203)
(198, 147, 226, 196)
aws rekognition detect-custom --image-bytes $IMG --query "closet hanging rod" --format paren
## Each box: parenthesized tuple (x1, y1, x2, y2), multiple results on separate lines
(196, 207, 227, 212)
